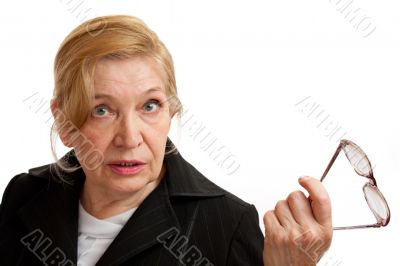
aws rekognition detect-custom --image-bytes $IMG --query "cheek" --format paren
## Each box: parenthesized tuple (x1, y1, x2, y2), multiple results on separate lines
(156, 113, 171, 133)
(79, 125, 111, 151)
(147, 121, 170, 157)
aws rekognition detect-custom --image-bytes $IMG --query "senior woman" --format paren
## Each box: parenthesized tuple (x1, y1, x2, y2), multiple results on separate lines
(0, 15, 332, 265)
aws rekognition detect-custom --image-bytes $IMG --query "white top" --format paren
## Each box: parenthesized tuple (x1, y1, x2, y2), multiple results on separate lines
(77, 202, 137, 266)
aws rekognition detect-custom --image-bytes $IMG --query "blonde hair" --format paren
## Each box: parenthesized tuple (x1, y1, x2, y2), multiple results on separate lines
(51, 15, 182, 177)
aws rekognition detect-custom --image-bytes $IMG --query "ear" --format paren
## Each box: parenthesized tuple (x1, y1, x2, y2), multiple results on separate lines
(50, 99, 73, 148)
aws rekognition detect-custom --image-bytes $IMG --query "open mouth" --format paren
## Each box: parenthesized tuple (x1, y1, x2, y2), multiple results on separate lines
(114, 162, 141, 167)
(108, 160, 146, 175)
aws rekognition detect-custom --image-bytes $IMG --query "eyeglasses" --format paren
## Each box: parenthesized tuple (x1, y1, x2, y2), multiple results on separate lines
(321, 139, 390, 230)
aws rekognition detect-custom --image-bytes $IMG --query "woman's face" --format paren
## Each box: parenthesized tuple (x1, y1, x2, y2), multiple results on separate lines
(74, 56, 171, 196)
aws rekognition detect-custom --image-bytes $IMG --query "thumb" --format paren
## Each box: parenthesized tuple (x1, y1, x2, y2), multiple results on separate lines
(299, 176, 332, 227)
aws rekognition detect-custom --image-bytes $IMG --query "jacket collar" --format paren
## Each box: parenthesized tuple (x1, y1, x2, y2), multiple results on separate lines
(22, 138, 225, 265)
(164, 142, 227, 197)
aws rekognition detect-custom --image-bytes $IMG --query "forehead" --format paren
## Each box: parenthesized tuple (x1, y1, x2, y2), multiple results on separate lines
(93, 56, 167, 95)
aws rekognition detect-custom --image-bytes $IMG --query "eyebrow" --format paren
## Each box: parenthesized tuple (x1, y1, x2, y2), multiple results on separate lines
(94, 87, 165, 100)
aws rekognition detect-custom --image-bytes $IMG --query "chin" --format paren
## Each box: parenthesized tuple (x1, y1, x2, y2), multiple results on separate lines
(108, 175, 155, 194)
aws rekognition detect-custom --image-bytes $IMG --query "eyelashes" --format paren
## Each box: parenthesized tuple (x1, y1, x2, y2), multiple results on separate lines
(91, 99, 164, 118)
(143, 99, 162, 113)
(92, 104, 112, 117)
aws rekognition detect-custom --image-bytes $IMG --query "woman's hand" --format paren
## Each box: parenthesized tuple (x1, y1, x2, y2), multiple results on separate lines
(263, 176, 333, 266)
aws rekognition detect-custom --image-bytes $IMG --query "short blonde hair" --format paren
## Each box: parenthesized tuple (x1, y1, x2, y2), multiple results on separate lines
(51, 15, 182, 176)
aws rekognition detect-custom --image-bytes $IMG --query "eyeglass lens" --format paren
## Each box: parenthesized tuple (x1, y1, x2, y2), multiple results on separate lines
(363, 183, 389, 223)
(343, 143, 371, 177)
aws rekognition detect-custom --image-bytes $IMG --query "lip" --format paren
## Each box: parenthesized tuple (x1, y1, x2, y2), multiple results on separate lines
(108, 160, 146, 176)
(109, 160, 146, 165)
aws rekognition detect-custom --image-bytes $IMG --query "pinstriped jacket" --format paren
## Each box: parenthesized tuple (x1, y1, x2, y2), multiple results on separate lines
(0, 140, 264, 266)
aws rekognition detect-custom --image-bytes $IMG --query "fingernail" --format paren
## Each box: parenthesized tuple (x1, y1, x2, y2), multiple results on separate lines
(299, 176, 310, 181)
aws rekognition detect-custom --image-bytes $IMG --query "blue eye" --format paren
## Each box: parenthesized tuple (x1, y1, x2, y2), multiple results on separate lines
(143, 100, 161, 113)
(92, 105, 111, 117)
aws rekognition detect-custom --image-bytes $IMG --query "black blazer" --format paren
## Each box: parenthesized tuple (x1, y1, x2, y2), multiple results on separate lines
(0, 140, 264, 266)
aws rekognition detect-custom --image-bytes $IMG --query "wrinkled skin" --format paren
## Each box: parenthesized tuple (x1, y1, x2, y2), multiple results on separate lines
(263, 176, 333, 266)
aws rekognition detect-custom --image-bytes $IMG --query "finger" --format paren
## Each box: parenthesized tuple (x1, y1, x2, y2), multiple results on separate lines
(286, 190, 315, 225)
(263, 210, 292, 265)
(263, 211, 291, 265)
(274, 200, 298, 229)
(263, 210, 284, 237)
(298, 176, 332, 227)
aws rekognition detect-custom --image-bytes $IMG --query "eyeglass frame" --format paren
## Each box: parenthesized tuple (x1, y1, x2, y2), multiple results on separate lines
(320, 139, 391, 230)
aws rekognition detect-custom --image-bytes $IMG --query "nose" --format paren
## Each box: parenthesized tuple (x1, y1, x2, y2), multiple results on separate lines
(113, 115, 143, 149)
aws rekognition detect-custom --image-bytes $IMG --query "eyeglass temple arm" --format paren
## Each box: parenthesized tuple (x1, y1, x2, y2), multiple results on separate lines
(320, 143, 343, 182)
(333, 223, 382, 230)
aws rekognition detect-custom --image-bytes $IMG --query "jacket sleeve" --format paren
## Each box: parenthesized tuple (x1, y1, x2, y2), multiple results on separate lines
(0, 174, 22, 224)
(226, 204, 264, 266)
(0, 174, 33, 266)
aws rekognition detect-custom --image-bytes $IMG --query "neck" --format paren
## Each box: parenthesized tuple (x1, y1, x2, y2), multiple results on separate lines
(80, 166, 166, 219)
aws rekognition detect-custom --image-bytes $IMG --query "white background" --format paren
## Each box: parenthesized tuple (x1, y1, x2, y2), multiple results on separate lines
(1, 0, 399, 265)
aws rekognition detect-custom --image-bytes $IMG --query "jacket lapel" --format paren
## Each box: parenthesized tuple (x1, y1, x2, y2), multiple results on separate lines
(95, 174, 181, 266)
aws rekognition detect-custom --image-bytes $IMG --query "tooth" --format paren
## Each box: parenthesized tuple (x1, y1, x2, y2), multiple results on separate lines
(117, 162, 137, 166)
